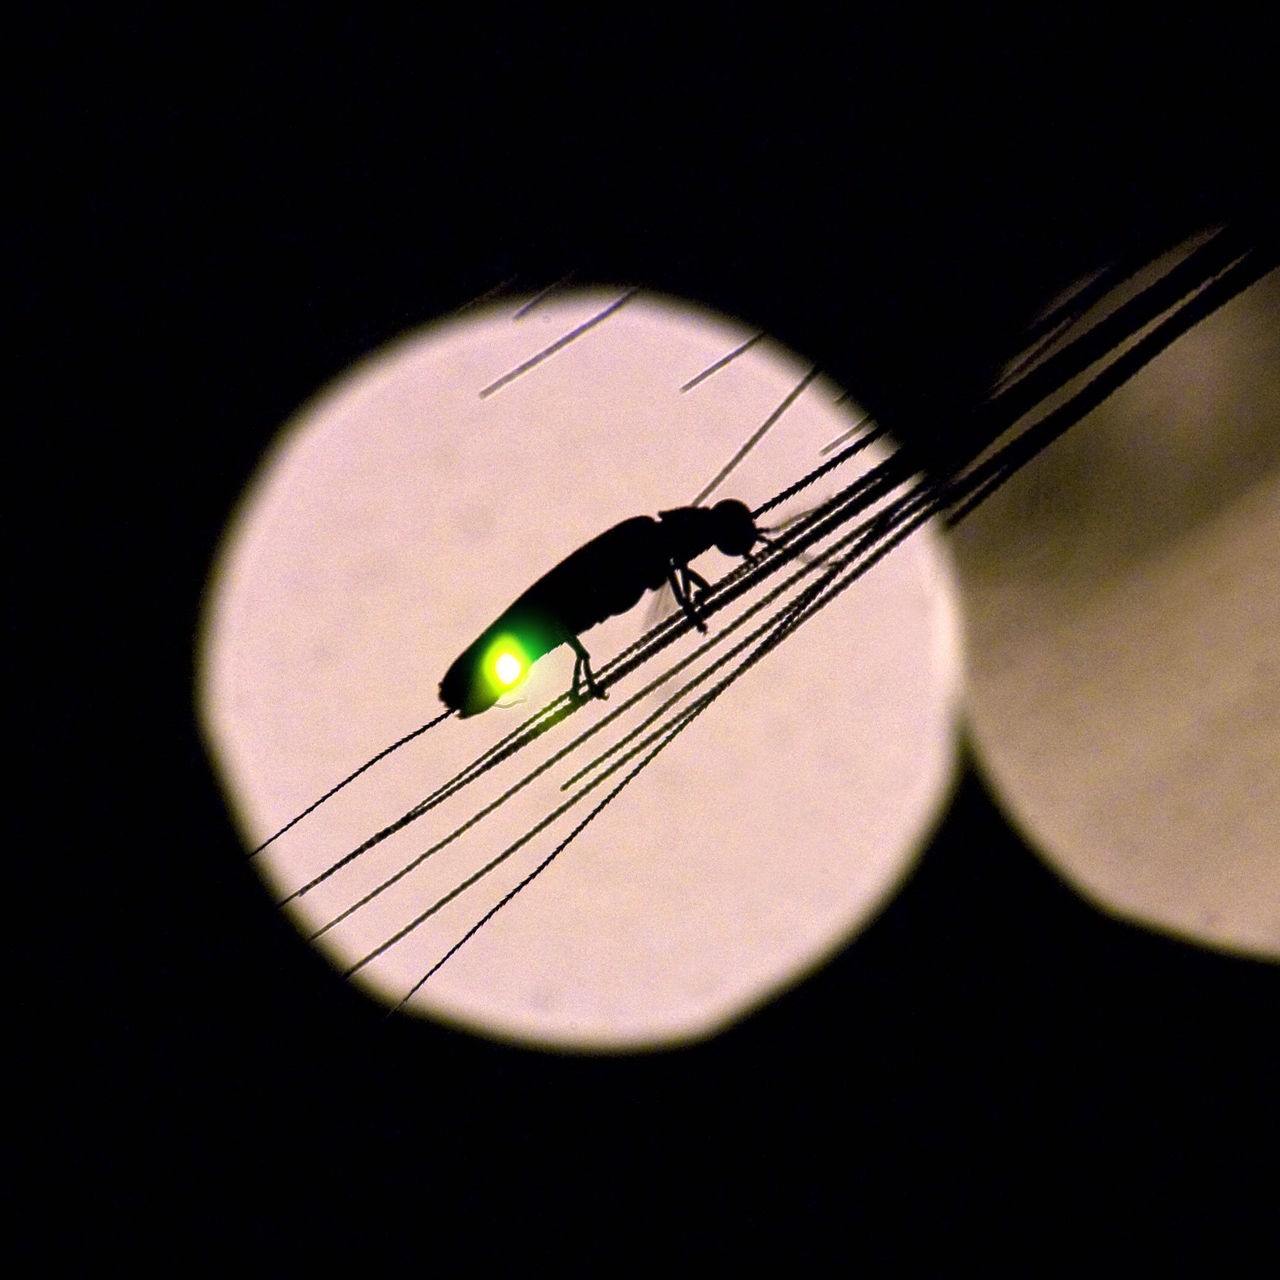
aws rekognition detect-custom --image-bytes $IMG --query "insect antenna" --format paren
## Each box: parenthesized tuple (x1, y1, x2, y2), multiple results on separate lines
(754, 511, 816, 563)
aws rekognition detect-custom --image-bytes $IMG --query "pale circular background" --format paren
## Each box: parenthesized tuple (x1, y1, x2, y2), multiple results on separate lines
(951, 263, 1280, 960)
(198, 289, 963, 1049)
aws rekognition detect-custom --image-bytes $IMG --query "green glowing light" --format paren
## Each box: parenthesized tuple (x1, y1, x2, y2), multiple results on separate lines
(494, 650, 524, 687)
(479, 632, 531, 699)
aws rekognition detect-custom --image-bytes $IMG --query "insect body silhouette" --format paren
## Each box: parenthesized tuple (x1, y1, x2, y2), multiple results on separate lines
(439, 499, 764, 717)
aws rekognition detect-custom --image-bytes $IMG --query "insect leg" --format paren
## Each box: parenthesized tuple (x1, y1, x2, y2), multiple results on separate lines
(681, 565, 711, 601)
(667, 564, 709, 633)
(568, 635, 607, 702)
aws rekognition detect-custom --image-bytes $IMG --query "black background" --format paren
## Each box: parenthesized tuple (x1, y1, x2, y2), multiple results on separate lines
(23, 10, 1278, 1269)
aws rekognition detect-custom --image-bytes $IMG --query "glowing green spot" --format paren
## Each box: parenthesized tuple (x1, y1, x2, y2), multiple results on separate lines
(494, 651, 524, 687)
(479, 632, 532, 700)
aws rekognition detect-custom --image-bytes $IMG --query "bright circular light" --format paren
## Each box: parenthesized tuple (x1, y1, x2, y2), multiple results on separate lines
(494, 651, 523, 686)
(197, 288, 962, 1051)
